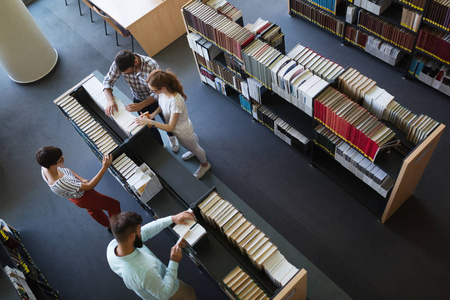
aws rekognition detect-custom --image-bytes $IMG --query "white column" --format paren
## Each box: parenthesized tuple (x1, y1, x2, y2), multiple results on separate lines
(0, 0, 58, 83)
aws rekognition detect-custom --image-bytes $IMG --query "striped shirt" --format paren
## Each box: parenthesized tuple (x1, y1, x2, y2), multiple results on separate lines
(41, 167, 84, 199)
(103, 53, 160, 101)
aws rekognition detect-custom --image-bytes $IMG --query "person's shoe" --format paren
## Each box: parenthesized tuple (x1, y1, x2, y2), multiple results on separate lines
(182, 151, 195, 160)
(168, 136, 179, 153)
(194, 162, 211, 179)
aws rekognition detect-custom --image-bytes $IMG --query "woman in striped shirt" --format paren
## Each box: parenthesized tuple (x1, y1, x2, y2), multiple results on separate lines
(36, 146, 121, 231)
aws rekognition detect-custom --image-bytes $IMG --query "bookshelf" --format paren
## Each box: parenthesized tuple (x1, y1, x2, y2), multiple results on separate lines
(0, 220, 59, 299)
(184, 0, 313, 155)
(53, 70, 321, 299)
(289, 0, 450, 95)
(183, 0, 445, 224)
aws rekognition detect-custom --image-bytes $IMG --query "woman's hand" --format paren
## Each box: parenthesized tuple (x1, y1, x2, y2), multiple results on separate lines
(134, 113, 151, 126)
(102, 154, 113, 168)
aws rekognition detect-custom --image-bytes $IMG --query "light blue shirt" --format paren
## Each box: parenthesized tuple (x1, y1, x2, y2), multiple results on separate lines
(107, 216, 180, 300)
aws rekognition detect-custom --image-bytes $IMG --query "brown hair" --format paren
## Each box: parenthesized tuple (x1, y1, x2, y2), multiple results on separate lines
(110, 212, 142, 243)
(146, 69, 187, 100)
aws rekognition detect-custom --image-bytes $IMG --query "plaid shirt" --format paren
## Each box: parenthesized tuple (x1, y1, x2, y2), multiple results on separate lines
(103, 53, 159, 101)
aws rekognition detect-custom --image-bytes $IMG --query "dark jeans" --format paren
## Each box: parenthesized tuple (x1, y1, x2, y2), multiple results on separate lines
(133, 99, 166, 146)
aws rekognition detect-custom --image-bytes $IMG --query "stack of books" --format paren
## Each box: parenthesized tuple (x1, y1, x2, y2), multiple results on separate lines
(337, 68, 378, 103)
(357, 10, 416, 52)
(409, 54, 450, 96)
(314, 86, 397, 161)
(242, 39, 284, 88)
(247, 18, 284, 49)
(112, 154, 163, 202)
(362, 85, 395, 119)
(364, 36, 405, 66)
(198, 191, 299, 286)
(400, 7, 422, 32)
(290, 0, 345, 37)
(314, 124, 395, 197)
(223, 266, 269, 299)
(423, 0, 450, 30)
(183, 1, 255, 60)
(287, 43, 346, 83)
(206, 0, 242, 22)
(345, 26, 369, 49)
(416, 26, 450, 64)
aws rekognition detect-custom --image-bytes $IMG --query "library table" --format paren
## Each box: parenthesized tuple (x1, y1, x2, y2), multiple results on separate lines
(89, 0, 188, 56)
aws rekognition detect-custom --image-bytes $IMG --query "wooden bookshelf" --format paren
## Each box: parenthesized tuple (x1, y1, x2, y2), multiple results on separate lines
(183, 0, 445, 224)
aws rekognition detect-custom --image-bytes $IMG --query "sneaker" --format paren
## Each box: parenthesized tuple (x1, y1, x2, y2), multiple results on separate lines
(182, 151, 195, 160)
(194, 162, 211, 179)
(168, 136, 179, 153)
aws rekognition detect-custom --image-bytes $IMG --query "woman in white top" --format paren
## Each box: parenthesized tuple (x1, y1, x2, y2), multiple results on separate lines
(36, 146, 121, 231)
(135, 70, 211, 179)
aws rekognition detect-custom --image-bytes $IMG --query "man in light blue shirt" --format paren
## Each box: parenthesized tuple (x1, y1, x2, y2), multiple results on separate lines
(107, 211, 197, 300)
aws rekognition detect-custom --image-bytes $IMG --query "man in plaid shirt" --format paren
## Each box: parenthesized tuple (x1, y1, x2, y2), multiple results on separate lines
(103, 50, 179, 151)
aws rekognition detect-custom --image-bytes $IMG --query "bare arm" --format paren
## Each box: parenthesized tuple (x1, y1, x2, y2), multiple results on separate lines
(135, 112, 179, 132)
(79, 154, 113, 191)
(104, 88, 118, 117)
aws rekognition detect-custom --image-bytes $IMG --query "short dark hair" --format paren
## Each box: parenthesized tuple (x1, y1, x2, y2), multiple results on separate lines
(115, 50, 135, 72)
(36, 146, 62, 168)
(110, 212, 143, 243)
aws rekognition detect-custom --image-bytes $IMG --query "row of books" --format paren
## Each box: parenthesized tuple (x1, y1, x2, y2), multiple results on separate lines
(182, 0, 254, 60)
(353, 0, 391, 16)
(200, 66, 217, 88)
(187, 32, 221, 61)
(365, 35, 405, 66)
(242, 39, 284, 88)
(416, 26, 450, 64)
(247, 18, 285, 50)
(423, 0, 450, 31)
(400, 7, 422, 32)
(287, 43, 346, 83)
(199, 191, 299, 287)
(303, 0, 343, 15)
(82, 77, 144, 138)
(314, 124, 395, 197)
(252, 103, 310, 149)
(408, 54, 450, 96)
(404, 114, 441, 144)
(223, 266, 269, 300)
(273, 67, 329, 116)
(206, 0, 242, 22)
(345, 25, 369, 49)
(224, 53, 247, 78)
(198, 54, 245, 92)
(245, 78, 264, 103)
(336, 67, 377, 103)
(290, 0, 346, 37)
(357, 10, 416, 51)
(112, 153, 163, 202)
(360, 85, 395, 120)
(314, 86, 396, 161)
(397, 0, 426, 10)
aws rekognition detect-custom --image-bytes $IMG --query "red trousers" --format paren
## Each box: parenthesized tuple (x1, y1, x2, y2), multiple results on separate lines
(70, 190, 121, 228)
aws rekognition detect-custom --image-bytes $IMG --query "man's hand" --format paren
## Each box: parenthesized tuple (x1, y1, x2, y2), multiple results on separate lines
(170, 245, 182, 263)
(105, 101, 118, 117)
(125, 103, 143, 112)
(172, 210, 195, 226)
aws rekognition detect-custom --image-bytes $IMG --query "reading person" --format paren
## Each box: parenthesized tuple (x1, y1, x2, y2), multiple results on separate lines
(36, 146, 121, 231)
(134, 70, 211, 179)
(107, 211, 197, 300)
(103, 50, 180, 151)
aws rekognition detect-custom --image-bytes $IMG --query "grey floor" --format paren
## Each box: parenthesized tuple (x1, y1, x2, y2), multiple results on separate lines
(1, 0, 449, 299)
